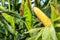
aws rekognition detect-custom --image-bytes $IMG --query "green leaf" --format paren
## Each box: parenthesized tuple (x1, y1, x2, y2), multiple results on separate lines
(0, 20, 8, 36)
(24, 3, 32, 30)
(26, 29, 43, 40)
(2, 13, 17, 35)
(3, 20, 17, 35)
(25, 28, 43, 34)
(53, 16, 60, 22)
(26, 36, 37, 40)
(42, 27, 51, 40)
(2, 13, 15, 27)
(50, 24, 58, 40)
(57, 32, 60, 40)
(35, 29, 43, 40)
(42, 24, 58, 40)
(50, 4, 57, 21)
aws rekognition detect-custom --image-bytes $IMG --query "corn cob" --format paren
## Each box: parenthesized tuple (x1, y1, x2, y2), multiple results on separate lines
(33, 7, 51, 26)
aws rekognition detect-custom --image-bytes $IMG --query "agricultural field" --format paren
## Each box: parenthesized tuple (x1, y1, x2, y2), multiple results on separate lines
(0, 0, 60, 40)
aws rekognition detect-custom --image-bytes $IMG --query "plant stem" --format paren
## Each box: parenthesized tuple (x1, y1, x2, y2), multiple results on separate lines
(2, 0, 4, 7)
(8, 0, 10, 11)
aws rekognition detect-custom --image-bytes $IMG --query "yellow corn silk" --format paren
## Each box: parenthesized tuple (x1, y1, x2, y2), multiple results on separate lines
(33, 7, 51, 27)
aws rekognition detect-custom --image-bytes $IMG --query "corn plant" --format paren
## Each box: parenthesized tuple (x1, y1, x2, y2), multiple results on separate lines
(0, 0, 60, 40)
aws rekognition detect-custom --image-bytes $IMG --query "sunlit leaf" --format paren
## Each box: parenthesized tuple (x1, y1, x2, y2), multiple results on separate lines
(25, 28, 43, 34)
(24, 2, 32, 30)
(42, 24, 58, 40)
(2, 13, 15, 27)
